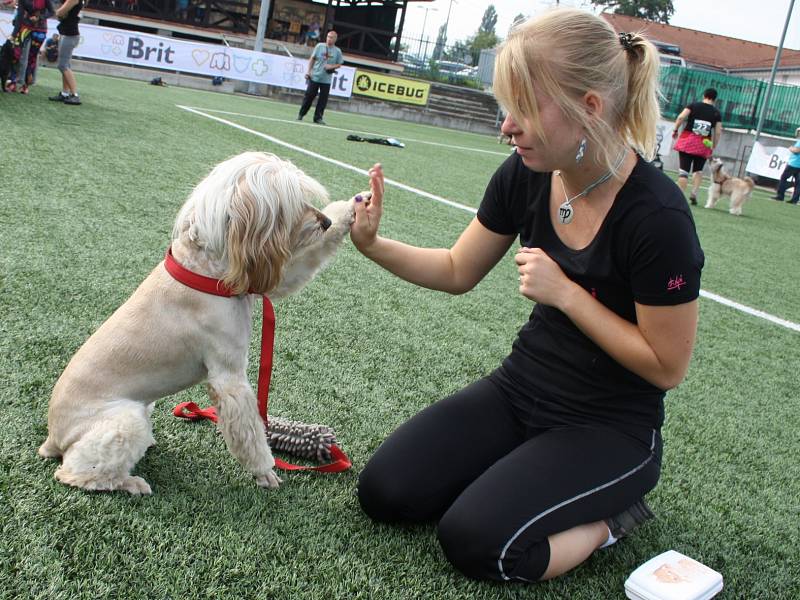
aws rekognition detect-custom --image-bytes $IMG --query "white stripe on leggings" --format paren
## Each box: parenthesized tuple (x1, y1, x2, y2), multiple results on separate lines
(497, 429, 657, 581)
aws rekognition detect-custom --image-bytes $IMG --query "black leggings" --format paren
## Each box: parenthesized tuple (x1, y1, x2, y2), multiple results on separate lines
(678, 151, 707, 175)
(357, 377, 662, 582)
(299, 80, 331, 122)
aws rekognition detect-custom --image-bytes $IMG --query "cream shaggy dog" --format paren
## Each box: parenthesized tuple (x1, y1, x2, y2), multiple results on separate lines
(38, 151, 357, 495)
(705, 158, 755, 216)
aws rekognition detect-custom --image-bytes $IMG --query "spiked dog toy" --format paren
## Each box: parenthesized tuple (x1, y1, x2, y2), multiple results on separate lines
(173, 402, 344, 466)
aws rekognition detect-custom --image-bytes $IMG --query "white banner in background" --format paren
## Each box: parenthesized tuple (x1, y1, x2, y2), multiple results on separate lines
(0, 16, 354, 97)
(745, 142, 792, 179)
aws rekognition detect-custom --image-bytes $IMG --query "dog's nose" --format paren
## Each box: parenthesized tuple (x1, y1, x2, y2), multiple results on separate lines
(320, 215, 332, 231)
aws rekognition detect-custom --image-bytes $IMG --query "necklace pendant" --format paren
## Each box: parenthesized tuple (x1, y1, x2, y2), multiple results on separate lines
(558, 201, 574, 225)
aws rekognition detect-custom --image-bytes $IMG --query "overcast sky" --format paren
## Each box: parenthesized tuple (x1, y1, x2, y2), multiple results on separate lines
(399, 0, 800, 51)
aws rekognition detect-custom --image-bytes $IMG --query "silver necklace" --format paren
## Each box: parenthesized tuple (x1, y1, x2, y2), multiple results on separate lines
(555, 150, 627, 225)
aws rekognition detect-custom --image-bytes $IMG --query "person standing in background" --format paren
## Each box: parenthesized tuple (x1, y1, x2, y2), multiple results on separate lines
(672, 88, 722, 205)
(770, 127, 800, 205)
(7, 0, 55, 94)
(48, 0, 82, 105)
(297, 30, 343, 126)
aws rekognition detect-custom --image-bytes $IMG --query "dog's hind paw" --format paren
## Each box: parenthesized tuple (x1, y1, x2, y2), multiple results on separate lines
(119, 476, 152, 495)
(255, 469, 282, 490)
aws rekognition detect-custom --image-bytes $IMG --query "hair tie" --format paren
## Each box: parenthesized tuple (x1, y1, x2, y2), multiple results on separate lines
(618, 32, 635, 52)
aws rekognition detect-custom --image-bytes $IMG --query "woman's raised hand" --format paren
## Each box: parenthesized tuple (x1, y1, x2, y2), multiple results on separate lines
(350, 163, 385, 253)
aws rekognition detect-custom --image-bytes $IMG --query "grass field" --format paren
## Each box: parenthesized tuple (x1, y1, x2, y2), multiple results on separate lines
(2, 67, 799, 599)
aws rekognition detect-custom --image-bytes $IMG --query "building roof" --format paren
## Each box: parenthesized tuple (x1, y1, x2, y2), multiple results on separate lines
(601, 12, 800, 72)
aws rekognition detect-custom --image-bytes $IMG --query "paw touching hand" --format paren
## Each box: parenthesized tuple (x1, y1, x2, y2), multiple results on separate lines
(322, 200, 356, 233)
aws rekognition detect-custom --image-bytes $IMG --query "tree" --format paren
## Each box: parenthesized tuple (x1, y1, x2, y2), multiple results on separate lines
(479, 4, 498, 35)
(445, 40, 472, 64)
(459, 5, 499, 66)
(432, 23, 447, 62)
(467, 31, 499, 65)
(591, 0, 674, 24)
(510, 12, 527, 34)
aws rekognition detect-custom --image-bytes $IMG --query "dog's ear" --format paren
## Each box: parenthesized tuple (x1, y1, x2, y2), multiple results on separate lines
(223, 179, 290, 296)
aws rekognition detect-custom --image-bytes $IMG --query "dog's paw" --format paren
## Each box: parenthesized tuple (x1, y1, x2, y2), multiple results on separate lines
(255, 469, 282, 490)
(322, 200, 355, 236)
(119, 476, 152, 495)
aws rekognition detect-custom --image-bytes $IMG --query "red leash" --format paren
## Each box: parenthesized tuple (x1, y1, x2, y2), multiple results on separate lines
(165, 247, 351, 473)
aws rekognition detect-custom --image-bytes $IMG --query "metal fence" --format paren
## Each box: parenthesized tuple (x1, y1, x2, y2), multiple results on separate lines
(396, 34, 484, 87)
(397, 46, 800, 138)
(660, 66, 800, 138)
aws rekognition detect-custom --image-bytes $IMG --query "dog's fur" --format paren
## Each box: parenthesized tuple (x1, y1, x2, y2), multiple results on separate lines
(0, 40, 14, 93)
(38, 152, 356, 495)
(705, 158, 755, 216)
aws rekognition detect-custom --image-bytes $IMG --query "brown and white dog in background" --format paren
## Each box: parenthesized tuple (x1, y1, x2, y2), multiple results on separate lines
(705, 158, 755, 216)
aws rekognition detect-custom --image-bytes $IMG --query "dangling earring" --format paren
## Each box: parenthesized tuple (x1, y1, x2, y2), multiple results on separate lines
(575, 137, 587, 164)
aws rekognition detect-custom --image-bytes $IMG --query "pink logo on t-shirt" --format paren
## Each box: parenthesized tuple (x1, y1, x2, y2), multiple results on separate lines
(667, 275, 686, 291)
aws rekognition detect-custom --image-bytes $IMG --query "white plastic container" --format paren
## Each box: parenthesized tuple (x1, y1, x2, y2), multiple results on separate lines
(624, 550, 723, 600)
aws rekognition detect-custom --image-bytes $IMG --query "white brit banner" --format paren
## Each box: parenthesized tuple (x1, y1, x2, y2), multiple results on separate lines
(745, 141, 792, 179)
(0, 15, 355, 97)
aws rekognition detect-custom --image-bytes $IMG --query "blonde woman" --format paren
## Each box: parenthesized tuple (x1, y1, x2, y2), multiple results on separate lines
(352, 9, 704, 583)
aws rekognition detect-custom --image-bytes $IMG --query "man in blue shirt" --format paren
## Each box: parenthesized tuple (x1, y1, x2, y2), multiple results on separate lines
(771, 127, 800, 205)
(297, 30, 343, 125)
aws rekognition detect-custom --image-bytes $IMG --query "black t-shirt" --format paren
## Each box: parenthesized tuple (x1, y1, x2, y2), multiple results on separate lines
(57, 0, 83, 36)
(685, 101, 721, 138)
(478, 153, 704, 430)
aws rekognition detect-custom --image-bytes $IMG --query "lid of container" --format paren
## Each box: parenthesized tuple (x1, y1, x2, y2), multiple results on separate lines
(624, 550, 723, 600)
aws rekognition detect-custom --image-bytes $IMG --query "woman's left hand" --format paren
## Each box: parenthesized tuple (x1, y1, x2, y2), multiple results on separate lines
(514, 247, 577, 308)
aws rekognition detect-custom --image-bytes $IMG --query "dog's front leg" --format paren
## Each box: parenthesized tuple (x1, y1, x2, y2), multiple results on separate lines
(317, 199, 356, 251)
(207, 379, 282, 489)
(705, 184, 720, 209)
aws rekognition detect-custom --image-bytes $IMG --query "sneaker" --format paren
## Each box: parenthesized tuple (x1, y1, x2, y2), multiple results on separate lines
(49, 92, 68, 101)
(19, 85, 28, 95)
(314, 119, 326, 125)
(64, 94, 81, 105)
(769, 196, 784, 201)
(689, 194, 697, 206)
(605, 498, 654, 539)
(296, 115, 303, 121)
(6, 81, 16, 93)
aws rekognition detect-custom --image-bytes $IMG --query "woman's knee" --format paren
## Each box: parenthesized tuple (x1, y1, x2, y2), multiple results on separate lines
(357, 463, 401, 522)
(437, 509, 499, 580)
(437, 506, 550, 582)
(357, 460, 433, 523)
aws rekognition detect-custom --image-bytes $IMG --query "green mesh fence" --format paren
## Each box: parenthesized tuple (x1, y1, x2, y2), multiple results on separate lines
(659, 66, 800, 138)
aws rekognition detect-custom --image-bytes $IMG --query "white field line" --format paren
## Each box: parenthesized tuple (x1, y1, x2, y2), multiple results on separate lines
(179, 104, 800, 334)
(182, 106, 510, 157)
(699, 290, 800, 333)
(177, 105, 478, 214)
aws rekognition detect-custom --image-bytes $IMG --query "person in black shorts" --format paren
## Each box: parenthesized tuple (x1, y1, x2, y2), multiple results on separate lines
(350, 8, 704, 584)
(672, 88, 722, 205)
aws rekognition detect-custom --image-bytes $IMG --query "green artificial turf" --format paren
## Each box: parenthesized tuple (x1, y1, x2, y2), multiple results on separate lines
(1, 68, 798, 599)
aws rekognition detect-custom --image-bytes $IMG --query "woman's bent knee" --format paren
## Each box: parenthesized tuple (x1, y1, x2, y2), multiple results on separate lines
(357, 465, 404, 523)
(357, 462, 437, 523)
(437, 508, 550, 582)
